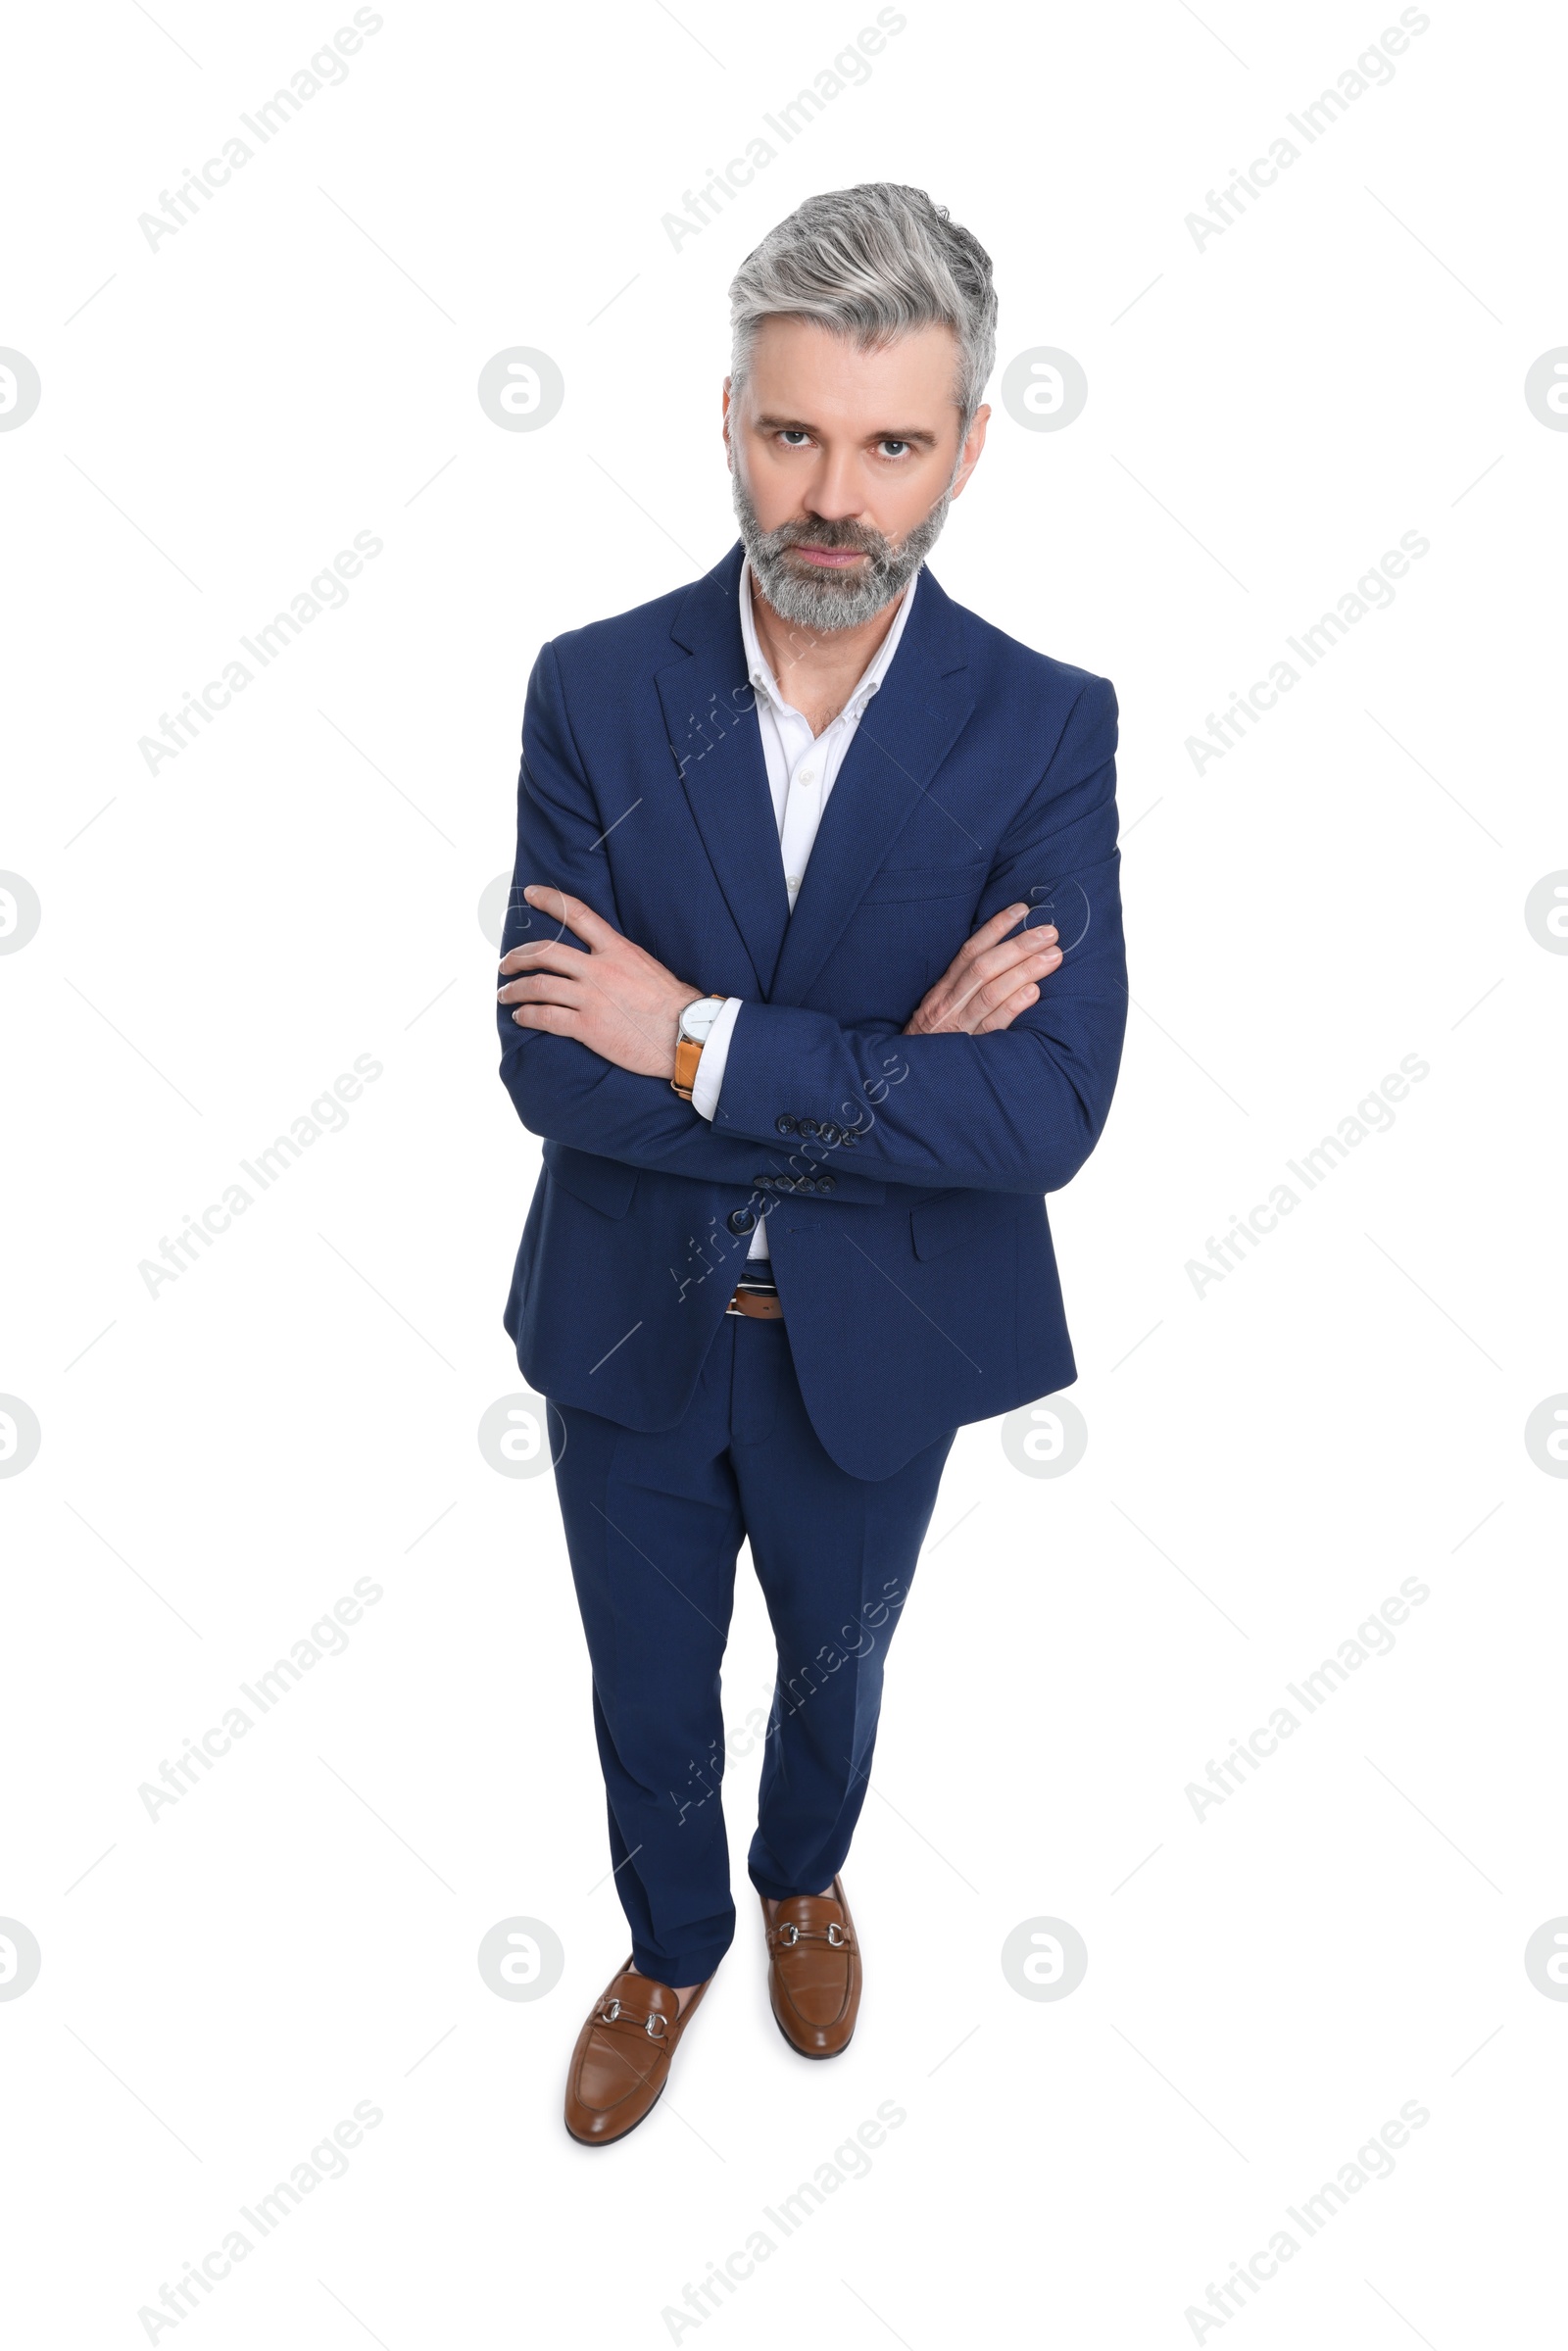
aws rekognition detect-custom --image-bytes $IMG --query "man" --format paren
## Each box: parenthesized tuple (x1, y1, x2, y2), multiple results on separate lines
(496, 182, 1126, 2145)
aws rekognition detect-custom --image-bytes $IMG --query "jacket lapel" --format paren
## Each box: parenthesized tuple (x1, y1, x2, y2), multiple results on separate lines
(654, 544, 976, 1007)
(655, 545, 791, 999)
(768, 564, 974, 1005)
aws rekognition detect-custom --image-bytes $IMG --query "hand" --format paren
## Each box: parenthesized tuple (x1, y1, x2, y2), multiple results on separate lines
(498, 887, 700, 1079)
(903, 904, 1061, 1036)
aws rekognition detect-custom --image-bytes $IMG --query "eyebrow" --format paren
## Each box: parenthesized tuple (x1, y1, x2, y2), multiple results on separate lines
(752, 413, 941, 448)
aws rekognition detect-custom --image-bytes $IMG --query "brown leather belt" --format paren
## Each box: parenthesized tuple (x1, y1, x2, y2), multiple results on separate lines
(727, 1287, 784, 1320)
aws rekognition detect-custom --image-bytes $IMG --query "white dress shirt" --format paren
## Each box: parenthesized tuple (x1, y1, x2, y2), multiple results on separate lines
(691, 555, 919, 1260)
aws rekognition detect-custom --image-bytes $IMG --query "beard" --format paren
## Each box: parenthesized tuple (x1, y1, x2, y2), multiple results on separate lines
(730, 463, 955, 633)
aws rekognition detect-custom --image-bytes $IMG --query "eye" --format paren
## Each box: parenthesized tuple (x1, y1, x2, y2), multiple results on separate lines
(777, 429, 811, 447)
(877, 438, 911, 458)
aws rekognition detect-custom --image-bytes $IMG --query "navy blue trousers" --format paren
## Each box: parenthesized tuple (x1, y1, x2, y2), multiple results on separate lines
(550, 1313, 954, 1984)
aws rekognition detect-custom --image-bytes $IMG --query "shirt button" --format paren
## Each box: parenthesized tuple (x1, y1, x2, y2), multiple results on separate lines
(786, 875, 802, 895)
(798, 767, 816, 786)
(727, 1207, 757, 1236)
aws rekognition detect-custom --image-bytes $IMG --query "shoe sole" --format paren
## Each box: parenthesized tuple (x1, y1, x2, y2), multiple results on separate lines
(564, 2078, 667, 2147)
(768, 1994, 856, 2060)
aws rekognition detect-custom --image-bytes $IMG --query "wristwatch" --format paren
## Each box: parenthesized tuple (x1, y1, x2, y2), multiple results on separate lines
(671, 994, 726, 1101)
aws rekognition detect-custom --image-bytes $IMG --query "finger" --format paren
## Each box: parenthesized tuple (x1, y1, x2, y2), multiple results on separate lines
(989, 944, 1061, 992)
(978, 950, 1059, 1008)
(521, 884, 618, 949)
(498, 972, 585, 1006)
(946, 944, 1061, 1024)
(936, 933, 1054, 1022)
(954, 902, 1030, 964)
(498, 941, 587, 976)
(907, 914, 1056, 1028)
(967, 930, 1058, 987)
(974, 981, 1040, 1035)
(509, 1002, 582, 1033)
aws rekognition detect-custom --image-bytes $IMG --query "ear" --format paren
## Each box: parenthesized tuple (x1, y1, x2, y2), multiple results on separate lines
(948, 404, 991, 502)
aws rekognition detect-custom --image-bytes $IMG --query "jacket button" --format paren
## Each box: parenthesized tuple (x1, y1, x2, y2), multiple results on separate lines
(797, 1117, 820, 1138)
(816, 1175, 836, 1193)
(727, 1207, 757, 1235)
(775, 1114, 797, 1135)
(819, 1121, 842, 1145)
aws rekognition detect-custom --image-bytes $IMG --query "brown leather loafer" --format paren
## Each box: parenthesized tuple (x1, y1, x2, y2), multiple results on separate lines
(564, 1963, 711, 2146)
(761, 1876, 861, 2058)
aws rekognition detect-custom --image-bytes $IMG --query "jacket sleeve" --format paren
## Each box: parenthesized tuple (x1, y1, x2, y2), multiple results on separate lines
(496, 641, 796, 1183)
(710, 676, 1128, 1195)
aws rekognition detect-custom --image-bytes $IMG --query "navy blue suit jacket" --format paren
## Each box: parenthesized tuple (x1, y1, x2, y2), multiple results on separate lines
(497, 541, 1127, 1481)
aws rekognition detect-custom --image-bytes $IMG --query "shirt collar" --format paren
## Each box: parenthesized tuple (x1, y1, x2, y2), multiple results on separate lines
(739, 554, 918, 726)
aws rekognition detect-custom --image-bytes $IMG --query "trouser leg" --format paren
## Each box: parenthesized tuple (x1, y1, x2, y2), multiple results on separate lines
(727, 1319, 956, 1901)
(549, 1326, 743, 1985)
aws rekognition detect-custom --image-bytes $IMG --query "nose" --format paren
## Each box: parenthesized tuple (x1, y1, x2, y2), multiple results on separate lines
(802, 443, 865, 524)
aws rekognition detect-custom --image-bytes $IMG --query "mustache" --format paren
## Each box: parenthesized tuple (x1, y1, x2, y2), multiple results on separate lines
(732, 460, 952, 632)
(764, 516, 891, 558)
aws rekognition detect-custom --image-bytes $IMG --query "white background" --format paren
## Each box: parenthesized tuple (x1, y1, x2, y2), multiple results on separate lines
(3, 1, 1565, 2343)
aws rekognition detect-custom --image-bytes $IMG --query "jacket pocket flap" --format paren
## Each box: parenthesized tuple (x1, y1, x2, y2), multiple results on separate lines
(909, 1189, 994, 1260)
(906, 1194, 982, 1269)
(544, 1143, 639, 1220)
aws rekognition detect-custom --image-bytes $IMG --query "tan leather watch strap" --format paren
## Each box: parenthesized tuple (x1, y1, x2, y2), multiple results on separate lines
(671, 996, 724, 1101)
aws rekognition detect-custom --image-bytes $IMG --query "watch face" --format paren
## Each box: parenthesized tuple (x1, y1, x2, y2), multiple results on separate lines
(680, 997, 721, 1044)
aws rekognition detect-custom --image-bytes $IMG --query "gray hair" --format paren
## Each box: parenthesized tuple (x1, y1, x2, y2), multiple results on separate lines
(728, 183, 998, 433)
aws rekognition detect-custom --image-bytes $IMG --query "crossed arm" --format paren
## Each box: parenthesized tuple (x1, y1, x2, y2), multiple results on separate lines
(498, 889, 1064, 1075)
(496, 645, 1126, 1196)
(496, 625, 1123, 1194)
